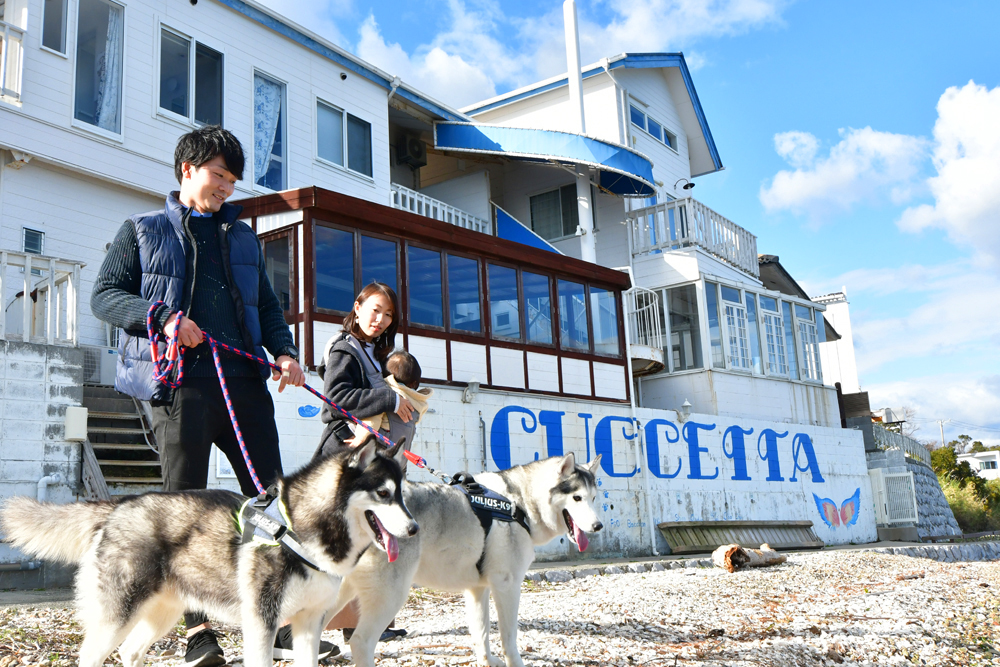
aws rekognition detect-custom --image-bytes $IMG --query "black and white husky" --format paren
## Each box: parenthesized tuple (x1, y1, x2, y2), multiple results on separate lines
(0, 441, 417, 667)
(334, 452, 604, 667)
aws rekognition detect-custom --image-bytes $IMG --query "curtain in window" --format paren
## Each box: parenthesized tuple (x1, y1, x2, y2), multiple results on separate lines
(94, 2, 123, 133)
(253, 74, 282, 183)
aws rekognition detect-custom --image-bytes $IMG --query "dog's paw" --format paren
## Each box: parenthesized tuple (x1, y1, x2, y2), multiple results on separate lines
(477, 655, 505, 667)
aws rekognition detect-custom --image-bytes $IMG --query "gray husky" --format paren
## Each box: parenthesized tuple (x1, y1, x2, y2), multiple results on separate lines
(334, 452, 604, 667)
(0, 441, 417, 667)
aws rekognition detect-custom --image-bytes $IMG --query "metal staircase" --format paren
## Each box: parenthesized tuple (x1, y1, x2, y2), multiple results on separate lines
(81, 385, 162, 494)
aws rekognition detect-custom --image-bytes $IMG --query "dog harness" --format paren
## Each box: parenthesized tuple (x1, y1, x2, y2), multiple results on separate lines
(450, 473, 530, 573)
(238, 486, 322, 571)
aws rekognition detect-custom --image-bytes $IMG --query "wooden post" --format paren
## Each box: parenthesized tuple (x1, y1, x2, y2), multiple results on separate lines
(22, 253, 31, 341)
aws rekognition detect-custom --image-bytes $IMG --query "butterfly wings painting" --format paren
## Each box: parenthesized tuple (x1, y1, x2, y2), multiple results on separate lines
(813, 488, 861, 529)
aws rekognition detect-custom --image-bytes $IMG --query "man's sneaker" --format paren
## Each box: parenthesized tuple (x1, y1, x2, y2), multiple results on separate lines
(272, 624, 339, 661)
(184, 629, 227, 667)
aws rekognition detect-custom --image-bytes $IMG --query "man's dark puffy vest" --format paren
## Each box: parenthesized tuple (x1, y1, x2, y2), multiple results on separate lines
(115, 195, 268, 401)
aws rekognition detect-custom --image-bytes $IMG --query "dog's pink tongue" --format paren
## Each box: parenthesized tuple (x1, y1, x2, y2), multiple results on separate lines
(574, 523, 589, 552)
(380, 521, 399, 562)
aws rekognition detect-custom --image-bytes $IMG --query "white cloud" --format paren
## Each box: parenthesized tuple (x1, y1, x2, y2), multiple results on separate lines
(867, 374, 1000, 446)
(760, 127, 929, 220)
(898, 81, 1000, 270)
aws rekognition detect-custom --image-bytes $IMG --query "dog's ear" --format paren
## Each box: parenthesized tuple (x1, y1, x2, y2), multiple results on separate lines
(586, 454, 602, 474)
(559, 452, 577, 477)
(383, 437, 406, 462)
(349, 440, 379, 470)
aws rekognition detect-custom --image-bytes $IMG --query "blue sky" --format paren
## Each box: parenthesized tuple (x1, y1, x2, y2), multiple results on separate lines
(260, 0, 1000, 446)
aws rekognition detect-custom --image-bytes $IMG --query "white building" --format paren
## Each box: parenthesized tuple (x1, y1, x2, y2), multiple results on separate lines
(0, 0, 877, 571)
(813, 290, 861, 395)
(958, 451, 1000, 481)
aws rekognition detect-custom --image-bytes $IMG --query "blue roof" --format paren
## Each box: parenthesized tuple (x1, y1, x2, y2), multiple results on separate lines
(463, 53, 722, 175)
(213, 0, 469, 123)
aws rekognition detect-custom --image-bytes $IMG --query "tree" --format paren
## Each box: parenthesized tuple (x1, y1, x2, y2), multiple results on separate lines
(948, 434, 974, 453)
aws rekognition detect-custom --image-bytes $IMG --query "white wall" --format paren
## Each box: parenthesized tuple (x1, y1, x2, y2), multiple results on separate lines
(419, 169, 491, 222)
(816, 293, 861, 394)
(239, 380, 874, 560)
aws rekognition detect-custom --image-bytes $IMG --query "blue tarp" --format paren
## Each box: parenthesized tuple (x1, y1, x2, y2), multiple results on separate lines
(495, 207, 562, 254)
(434, 123, 655, 197)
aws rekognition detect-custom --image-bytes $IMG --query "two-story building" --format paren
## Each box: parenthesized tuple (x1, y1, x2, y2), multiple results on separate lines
(0, 0, 878, 579)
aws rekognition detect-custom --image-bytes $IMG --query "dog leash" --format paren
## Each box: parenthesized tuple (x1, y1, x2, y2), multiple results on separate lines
(148, 302, 402, 495)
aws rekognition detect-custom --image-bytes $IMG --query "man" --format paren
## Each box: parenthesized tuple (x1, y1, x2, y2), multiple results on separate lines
(92, 125, 333, 665)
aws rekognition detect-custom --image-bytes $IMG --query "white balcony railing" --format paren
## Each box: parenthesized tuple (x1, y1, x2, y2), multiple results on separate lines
(0, 19, 25, 101)
(390, 183, 492, 236)
(624, 286, 663, 350)
(1, 251, 84, 347)
(872, 423, 932, 467)
(627, 198, 759, 278)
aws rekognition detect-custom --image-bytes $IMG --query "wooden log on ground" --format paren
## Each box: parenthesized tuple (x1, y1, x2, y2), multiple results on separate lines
(712, 543, 788, 572)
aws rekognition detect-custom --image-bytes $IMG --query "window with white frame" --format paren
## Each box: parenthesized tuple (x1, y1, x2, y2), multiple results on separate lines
(42, 0, 68, 53)
(759, 296, 787, 376)
(529, 184, 579, 240)
(253, 72, 285, 191)
(74, 0, 125, 134)
(317, 101, 373, 178)
(795, 304, 822, 382)
(159, 28, 223, 126)
(720, 285, 751, 370)
(22, 228, 43, 255)
(629, 104, 677, 149)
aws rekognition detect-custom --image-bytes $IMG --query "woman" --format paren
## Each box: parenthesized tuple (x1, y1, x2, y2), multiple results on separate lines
(316, 282, 413, 641)
(315, 281, 415, 460)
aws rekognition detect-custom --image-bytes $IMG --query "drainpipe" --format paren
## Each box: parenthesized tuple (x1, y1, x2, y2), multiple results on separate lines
(619, 276, 660, 556)
(36, 473, 62, 503)
(479, 411, 488, 471)
(386, 76, 402, 104)
(0, 560, 41, 572)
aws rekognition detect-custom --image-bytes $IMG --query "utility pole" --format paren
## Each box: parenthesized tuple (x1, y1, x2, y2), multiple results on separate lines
(936, 419, 950, 449)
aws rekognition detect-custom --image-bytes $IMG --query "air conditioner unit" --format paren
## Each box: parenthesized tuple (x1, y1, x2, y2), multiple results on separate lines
(82, 346, 118, 385)
(397, 135, 427, 168)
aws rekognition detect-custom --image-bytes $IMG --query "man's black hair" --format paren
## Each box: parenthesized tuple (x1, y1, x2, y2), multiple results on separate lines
(174, 125, 245, 183)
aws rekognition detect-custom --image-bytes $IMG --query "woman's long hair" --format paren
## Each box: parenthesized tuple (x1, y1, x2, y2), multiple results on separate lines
(341, 282, 399, 364)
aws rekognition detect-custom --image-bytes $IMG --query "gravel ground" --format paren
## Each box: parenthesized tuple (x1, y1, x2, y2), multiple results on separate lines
(1, 550, 998, 666)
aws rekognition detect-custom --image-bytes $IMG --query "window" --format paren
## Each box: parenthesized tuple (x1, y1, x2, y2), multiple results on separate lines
(347, 114, 372, 177)
(590, 287, 619, 356)
(744, 293, 763, 374)
(360, 235, 397, 294)
(447, 255, 480, 333)
(529, 184, 578, 240)
(407, 246, 443, 327)
(781, 301, 799, 380)
(523, 271, 552, 345)
(264, 236, 291, 313)
(159, 29, 223, 126)
(315, 226, 354, 312)
(721, 286, 750, 370)
(629, 104, 675, 148)
(489, 265, 520, 340)
(317, 101, 344, 166)
(796, 304, 822, 382)
(22, 228, 43, 255)
(74, 0, 125, 134)
(253, 72, 285, 190)
(982, 461, 998, 471)
(558, 280, 588, 350)
(42, 0, 68, 53)
(704, 282, 725, 369)
(759, 296, 787, 376)
(665, 284, 702, 371)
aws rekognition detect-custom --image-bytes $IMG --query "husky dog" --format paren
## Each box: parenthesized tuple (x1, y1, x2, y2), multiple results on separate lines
(0, 441, 417, 667)
(335, 452, 603, 667)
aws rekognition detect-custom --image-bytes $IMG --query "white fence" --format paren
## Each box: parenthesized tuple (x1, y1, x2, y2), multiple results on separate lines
(627, 198, 759, 278)
(624, 286, 663, 350)
(872, 423, 932, 467)
(869, 468, 919, 525)
(390, 183, 492, 235)
(0, 19, 25, 101)
(1, 251, 84, 347)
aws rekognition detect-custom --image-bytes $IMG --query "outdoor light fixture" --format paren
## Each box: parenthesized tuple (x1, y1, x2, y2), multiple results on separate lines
(674, 178, 695, 191)
(677, 399, 692, 422)
(462, 380, 481, 403)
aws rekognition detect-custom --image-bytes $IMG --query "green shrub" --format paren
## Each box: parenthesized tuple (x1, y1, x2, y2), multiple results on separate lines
(940, 477, 1000, 533)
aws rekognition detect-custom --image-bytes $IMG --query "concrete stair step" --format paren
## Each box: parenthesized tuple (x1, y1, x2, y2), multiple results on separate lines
(87, 427, 147, 435)
(90, 443, 154, 451)
(87, 411, 142, 421)
(81, 397, 136, 413)
(104, 477, 164, 484)
(97, 460, 162, 467)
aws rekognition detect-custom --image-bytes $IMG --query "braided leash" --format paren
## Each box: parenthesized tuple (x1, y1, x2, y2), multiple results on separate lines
(147, 302, 443, 494)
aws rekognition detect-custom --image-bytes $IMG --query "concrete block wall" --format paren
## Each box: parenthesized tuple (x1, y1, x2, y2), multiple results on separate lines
(865, 448, 961, 538)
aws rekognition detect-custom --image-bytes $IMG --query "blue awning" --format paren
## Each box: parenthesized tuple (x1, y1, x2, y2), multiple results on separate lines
(494, 205, 562, 254)
(434, 123, 655, 197)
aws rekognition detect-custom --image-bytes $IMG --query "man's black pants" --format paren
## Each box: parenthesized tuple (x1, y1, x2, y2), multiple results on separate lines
(151, 375, 283, 631)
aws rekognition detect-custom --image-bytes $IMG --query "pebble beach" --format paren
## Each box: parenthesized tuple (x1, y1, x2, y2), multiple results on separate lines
(1, 548, 998, 666)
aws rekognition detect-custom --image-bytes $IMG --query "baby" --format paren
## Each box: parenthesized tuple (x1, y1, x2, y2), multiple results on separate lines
(348, 350, 432, 452)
